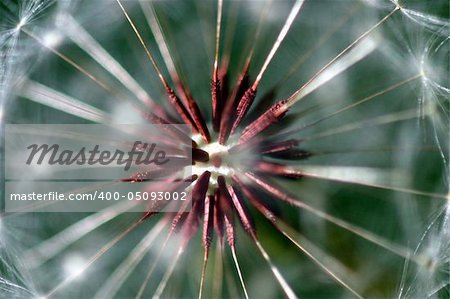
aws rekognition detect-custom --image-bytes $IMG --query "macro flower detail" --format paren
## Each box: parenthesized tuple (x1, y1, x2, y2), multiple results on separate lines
(0, 0, 449, 298)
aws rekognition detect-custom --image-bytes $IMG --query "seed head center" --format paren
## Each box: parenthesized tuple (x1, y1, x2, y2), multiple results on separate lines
(191, 138, 236, 190)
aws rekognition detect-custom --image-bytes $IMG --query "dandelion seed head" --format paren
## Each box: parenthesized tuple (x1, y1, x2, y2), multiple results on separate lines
(1, 0, 449, 298)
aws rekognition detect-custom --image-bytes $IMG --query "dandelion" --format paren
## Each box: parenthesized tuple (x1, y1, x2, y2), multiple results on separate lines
(1, 0, 449, 298)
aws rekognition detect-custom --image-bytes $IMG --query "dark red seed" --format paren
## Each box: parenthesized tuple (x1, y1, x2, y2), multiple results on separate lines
(165, 87, 199, 134)
(224, 215, 235, 248)
(232, 177, 277, 224)
(193, 148, 210, 163)
(171, 76, 211, 143)
(219, 65, 250, 144)
(254, 161, 303, 178)
(202, 195, 215, 250)
(217, 176, 235, 222)
(269, 149, 312, 160)
(213, 189, 225, 243)
(192, 171, 211, 203)
(230, 87, 257, 134)
(219, 66, 229, 109)
(211, 78, 222, 132)
(227, 185, 256, 236)
(187, 97, 211, 143)
(244, 172, 301, 207)
(168, 171, 210, 233)
(181, 194, 203, 246)
(239, 99, 289, 144)
(260, 139, 300, 154)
